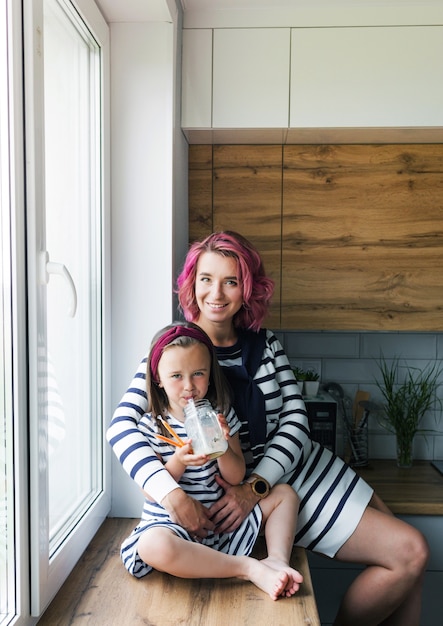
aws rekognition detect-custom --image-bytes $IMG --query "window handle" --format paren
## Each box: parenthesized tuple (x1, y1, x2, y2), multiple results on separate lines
(39, 251, 77, 317)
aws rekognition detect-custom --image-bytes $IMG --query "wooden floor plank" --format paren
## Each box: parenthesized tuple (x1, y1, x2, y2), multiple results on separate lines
(39, 517, 319, 625)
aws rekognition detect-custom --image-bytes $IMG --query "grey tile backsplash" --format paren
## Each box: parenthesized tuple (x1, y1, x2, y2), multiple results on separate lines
(278, 330, 443, 461)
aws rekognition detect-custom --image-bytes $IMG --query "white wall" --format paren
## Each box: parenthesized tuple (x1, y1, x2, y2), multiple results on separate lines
(109, 13, 188, 516)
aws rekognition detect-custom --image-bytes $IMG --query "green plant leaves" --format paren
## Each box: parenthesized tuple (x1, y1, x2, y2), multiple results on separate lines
(375, 356, 443, 441)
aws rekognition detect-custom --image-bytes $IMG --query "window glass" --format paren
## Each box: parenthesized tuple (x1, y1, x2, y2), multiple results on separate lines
(43, 0, 103, 555)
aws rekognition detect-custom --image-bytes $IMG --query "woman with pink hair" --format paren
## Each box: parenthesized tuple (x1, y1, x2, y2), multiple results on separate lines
(109, 231, 428, 626)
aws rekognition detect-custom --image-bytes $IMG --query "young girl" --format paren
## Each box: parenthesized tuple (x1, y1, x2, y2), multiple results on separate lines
(118, 321, 303, 601)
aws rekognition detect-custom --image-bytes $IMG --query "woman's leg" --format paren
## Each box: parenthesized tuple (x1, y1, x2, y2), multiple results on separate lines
(258, 483, 303, 596)
(332, 500, 429, 626)
(137, 526, 295, 600)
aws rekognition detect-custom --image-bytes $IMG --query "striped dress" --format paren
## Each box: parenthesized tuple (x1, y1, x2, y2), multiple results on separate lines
(107, 329, 372, 561)
(117, 409, 262, 578)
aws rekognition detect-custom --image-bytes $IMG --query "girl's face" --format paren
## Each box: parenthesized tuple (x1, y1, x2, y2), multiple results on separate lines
(157, 342, 211, 420)
(194, 252, 243, 327)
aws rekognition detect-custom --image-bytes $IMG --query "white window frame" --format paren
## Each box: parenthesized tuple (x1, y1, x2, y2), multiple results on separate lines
(1, 1, 30, 625)
(23, 0, 111, 614)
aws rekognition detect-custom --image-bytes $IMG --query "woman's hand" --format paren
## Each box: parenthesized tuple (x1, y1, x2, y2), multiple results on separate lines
(161, 488, 215, 539)
(208, 475, 260, 534)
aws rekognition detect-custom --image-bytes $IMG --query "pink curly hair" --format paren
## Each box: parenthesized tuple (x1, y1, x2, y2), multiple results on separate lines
(176, 231, 274, 332)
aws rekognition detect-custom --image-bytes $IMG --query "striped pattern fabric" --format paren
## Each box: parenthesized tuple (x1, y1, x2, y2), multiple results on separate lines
(107, 330, 373, 561)
(215, 331, 372, 557)
(121, 504, 262, 578)
(119, 411, 262, 578)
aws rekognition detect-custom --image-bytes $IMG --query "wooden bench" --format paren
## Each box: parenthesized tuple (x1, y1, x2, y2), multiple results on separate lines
(39, 517, 320, 625)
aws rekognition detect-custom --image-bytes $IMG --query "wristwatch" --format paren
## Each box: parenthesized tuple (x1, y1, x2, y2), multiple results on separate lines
(246, 474, 271, 499)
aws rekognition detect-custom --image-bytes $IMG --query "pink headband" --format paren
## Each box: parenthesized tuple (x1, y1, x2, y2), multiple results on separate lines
(150, 325, 214, 383)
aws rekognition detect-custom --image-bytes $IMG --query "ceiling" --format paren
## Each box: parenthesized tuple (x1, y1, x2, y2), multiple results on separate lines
(94, 0, 172, 22)
(95, 0, 436, 23)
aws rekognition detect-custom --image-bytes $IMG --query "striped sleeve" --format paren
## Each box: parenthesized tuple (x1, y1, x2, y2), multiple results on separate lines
(106, 356, 180, 504)
(252, 331, 312, 486)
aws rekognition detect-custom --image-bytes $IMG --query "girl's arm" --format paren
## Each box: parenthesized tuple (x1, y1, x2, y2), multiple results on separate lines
(216, 415, 246, 485)
(159, 412, 244, 485)
(163, 442, 208, 482)
(217, 431, 245, 485)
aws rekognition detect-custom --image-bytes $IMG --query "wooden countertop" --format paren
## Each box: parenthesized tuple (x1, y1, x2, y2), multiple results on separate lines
(356, 459, 443, 515)
(40, 518, 320, 625)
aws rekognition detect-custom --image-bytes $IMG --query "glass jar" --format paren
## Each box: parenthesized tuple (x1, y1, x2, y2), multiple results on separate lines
(184, 399, 228, 459)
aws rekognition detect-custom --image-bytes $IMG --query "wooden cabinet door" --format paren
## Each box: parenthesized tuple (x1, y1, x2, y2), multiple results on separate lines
(190, 143, 443, 331)
(188, 145, 283, 329)
(282, 144, 443, 331)
(212, 145, 282, 328)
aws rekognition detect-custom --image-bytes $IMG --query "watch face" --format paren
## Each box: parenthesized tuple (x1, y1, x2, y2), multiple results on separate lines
(255, 479, 267, 495)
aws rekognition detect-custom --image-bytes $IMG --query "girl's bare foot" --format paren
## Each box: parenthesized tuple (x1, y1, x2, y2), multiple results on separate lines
(260, 556, 303, 597)
(245, 559, 295, 600)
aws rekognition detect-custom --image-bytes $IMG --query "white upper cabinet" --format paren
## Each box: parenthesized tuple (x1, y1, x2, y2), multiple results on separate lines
(212, 28, 290, 128)
(182, 28, 290, 130)
(290, 26, 443, 128)
(182, 29, 212, 128)
(182, 24, 443, 139)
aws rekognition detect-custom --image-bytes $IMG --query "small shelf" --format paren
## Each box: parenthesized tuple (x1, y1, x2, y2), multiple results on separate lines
(356, 459, 443, 515)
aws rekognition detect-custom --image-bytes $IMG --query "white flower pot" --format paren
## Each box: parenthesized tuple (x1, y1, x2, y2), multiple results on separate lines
(304, 381, 320, 397)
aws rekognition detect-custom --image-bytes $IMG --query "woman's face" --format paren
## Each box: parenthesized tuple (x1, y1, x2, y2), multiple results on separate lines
(195, 252, 243, 326)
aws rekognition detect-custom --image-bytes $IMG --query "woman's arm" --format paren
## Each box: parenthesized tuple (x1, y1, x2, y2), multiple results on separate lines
(251, 330, 311, 486)
(108, 357, 215, 537)
(106, 357, 185, 502)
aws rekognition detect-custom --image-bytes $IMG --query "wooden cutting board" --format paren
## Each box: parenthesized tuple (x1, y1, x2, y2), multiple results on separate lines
(353, 390, 370, 427)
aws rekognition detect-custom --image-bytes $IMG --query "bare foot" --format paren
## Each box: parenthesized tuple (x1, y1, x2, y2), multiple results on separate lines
(245, 559, 293, 600)
(260, 556, 303, 597)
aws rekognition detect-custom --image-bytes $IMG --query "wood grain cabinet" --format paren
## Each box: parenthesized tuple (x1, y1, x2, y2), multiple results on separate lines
(189, 145, 282, 329)
(189, 144, 443, 332)
(281, 144, 443, 330)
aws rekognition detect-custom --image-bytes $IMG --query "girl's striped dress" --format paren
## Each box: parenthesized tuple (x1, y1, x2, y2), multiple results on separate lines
(119, 410, 262, 578)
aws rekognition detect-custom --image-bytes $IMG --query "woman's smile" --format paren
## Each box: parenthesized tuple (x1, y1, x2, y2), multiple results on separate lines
(206, 302, 228, 310)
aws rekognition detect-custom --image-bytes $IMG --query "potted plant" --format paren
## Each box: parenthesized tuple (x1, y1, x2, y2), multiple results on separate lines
(303, 369, 320, 397)
(374, 356, 442, 468)
(292, 367, 320, 397)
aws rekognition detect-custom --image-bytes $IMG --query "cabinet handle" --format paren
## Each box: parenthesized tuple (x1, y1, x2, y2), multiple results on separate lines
(39, 251, 77, 317)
